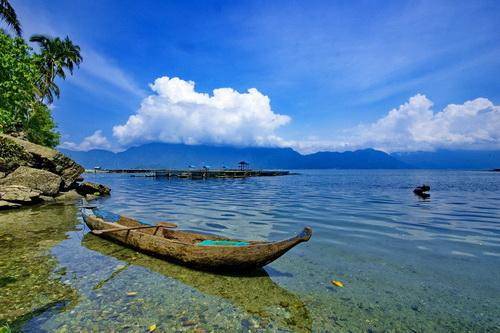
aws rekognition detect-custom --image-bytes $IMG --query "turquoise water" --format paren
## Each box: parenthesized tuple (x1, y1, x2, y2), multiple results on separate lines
(1, 170, 500, 332)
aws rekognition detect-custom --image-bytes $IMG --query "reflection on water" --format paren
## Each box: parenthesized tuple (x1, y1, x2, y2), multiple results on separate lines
(1, 170, 500, 331)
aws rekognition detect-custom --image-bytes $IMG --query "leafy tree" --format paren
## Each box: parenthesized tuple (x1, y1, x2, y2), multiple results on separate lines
(0, 0, 21, 36)
(30, 34, 82, 103)
(0, 32, 59, 147)
(25, 102, 60, 147)
(0, 0, 82, 148)
(0, 32, 37, 133)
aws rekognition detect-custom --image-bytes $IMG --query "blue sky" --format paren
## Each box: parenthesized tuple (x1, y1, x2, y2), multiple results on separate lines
(10, 0, 500, 152)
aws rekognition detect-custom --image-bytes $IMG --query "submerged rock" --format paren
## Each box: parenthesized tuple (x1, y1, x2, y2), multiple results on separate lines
(0, 166, 62, 196)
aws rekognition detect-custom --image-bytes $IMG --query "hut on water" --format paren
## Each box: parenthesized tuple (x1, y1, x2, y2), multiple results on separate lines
(238, 161, 249, 170)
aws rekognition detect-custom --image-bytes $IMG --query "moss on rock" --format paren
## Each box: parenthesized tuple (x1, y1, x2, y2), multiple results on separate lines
(0, 136, 33, 174)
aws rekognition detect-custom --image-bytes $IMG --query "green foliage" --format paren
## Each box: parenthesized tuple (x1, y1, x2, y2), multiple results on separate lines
(0, 135, 32, 173)
(0, 31, 61, 148)
(25, 103, 60, 147)
(0, 135, 26, 159)
(0, 324, 12, 333)
(0, 1, 82, 148)
(0, 32, 37, 133)
(30, 34, 82, 104)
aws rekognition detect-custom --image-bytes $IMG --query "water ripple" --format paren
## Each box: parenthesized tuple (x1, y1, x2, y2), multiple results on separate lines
(85, 170, 500, 257)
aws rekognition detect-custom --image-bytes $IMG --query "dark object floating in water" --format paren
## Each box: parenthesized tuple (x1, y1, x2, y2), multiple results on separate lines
(492, 168, 500, 172)
(415, 192, 430, 199)
(80, 201, 312, 270)
(413, 184, 431, 199)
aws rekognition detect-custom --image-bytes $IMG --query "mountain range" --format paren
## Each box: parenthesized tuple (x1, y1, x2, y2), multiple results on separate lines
(59, 143, 500, 170)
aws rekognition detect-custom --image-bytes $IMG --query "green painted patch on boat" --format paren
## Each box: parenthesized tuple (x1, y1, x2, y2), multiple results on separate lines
(198, 240, 250, 246)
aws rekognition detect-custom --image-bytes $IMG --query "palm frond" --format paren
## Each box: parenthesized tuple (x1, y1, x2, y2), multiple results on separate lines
(30, 34, 83, 102)
(29, 34, 51, 49)
(0, 0, 21, 36)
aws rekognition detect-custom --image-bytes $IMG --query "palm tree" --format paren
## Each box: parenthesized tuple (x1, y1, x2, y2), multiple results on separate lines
(0, 0, 21, 36)
(29, 34, 82, 103)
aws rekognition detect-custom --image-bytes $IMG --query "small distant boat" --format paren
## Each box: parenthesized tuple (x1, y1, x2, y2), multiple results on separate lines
(413, 184, 430, 198)
(80, 203, 312, 270)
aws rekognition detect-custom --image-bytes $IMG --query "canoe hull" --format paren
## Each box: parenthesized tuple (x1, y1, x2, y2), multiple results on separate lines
(82, 208, 312, 270)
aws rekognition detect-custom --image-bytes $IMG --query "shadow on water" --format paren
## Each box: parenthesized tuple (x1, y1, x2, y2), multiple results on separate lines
(81, 232, 312, 332)
(0, 204, 80, 330)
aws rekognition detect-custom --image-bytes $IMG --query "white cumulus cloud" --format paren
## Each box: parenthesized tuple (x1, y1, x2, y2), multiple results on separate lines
(341, 94, 500, 152)
(112, 77, 291, 146)
(62, 91, 500, 154)
(59, 130, 112, 151)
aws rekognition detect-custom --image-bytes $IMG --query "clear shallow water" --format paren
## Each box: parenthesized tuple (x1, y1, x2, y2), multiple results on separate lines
(1, 170, 500, 332)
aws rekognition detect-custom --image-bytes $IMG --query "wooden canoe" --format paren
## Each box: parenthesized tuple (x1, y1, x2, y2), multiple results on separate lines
(81, 206, 312, 270)
(82, 232, 312, 332)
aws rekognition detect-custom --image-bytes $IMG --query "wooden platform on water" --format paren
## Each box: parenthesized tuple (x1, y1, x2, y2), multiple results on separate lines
(85, 169, 290, 179)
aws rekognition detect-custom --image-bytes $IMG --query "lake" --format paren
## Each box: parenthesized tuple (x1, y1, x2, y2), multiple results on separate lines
(1, 170, 499, 332)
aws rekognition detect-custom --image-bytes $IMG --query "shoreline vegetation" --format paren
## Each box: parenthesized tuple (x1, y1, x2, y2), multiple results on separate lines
(1, 0, 83, 148)
(1, 1, 110, 211)
(0, 31, 80, 148)
(1, 0, 80, 148)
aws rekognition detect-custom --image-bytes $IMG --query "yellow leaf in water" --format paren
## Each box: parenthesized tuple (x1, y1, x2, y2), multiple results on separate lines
(331, 280, 344, 287)
(149, 324, 157, 332)
(126, 292, 138, 296)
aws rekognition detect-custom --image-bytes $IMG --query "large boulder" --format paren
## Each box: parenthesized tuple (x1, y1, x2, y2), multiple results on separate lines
(0, 135, 34, 173)
(0, 134, 84, 189)
(0, 185, 41, 202)
(52, 153, 85, 189)
(0, 134, 112, 210)
(76, 181, 111, 196)
(0, 166, 62, 196)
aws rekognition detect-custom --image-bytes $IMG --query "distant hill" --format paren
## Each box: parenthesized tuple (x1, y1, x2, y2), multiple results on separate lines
(59, 143, 409, 169)
(392, 150, 500, 169)
(60, 143, 500, 170)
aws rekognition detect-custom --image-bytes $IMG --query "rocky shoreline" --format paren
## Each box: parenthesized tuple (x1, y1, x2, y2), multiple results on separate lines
(0, 134, 110, 209)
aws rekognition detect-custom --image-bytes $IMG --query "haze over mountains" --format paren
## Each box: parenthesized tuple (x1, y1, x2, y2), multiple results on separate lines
(393, 150, 500, 170)
(59, 143, 500, 170)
